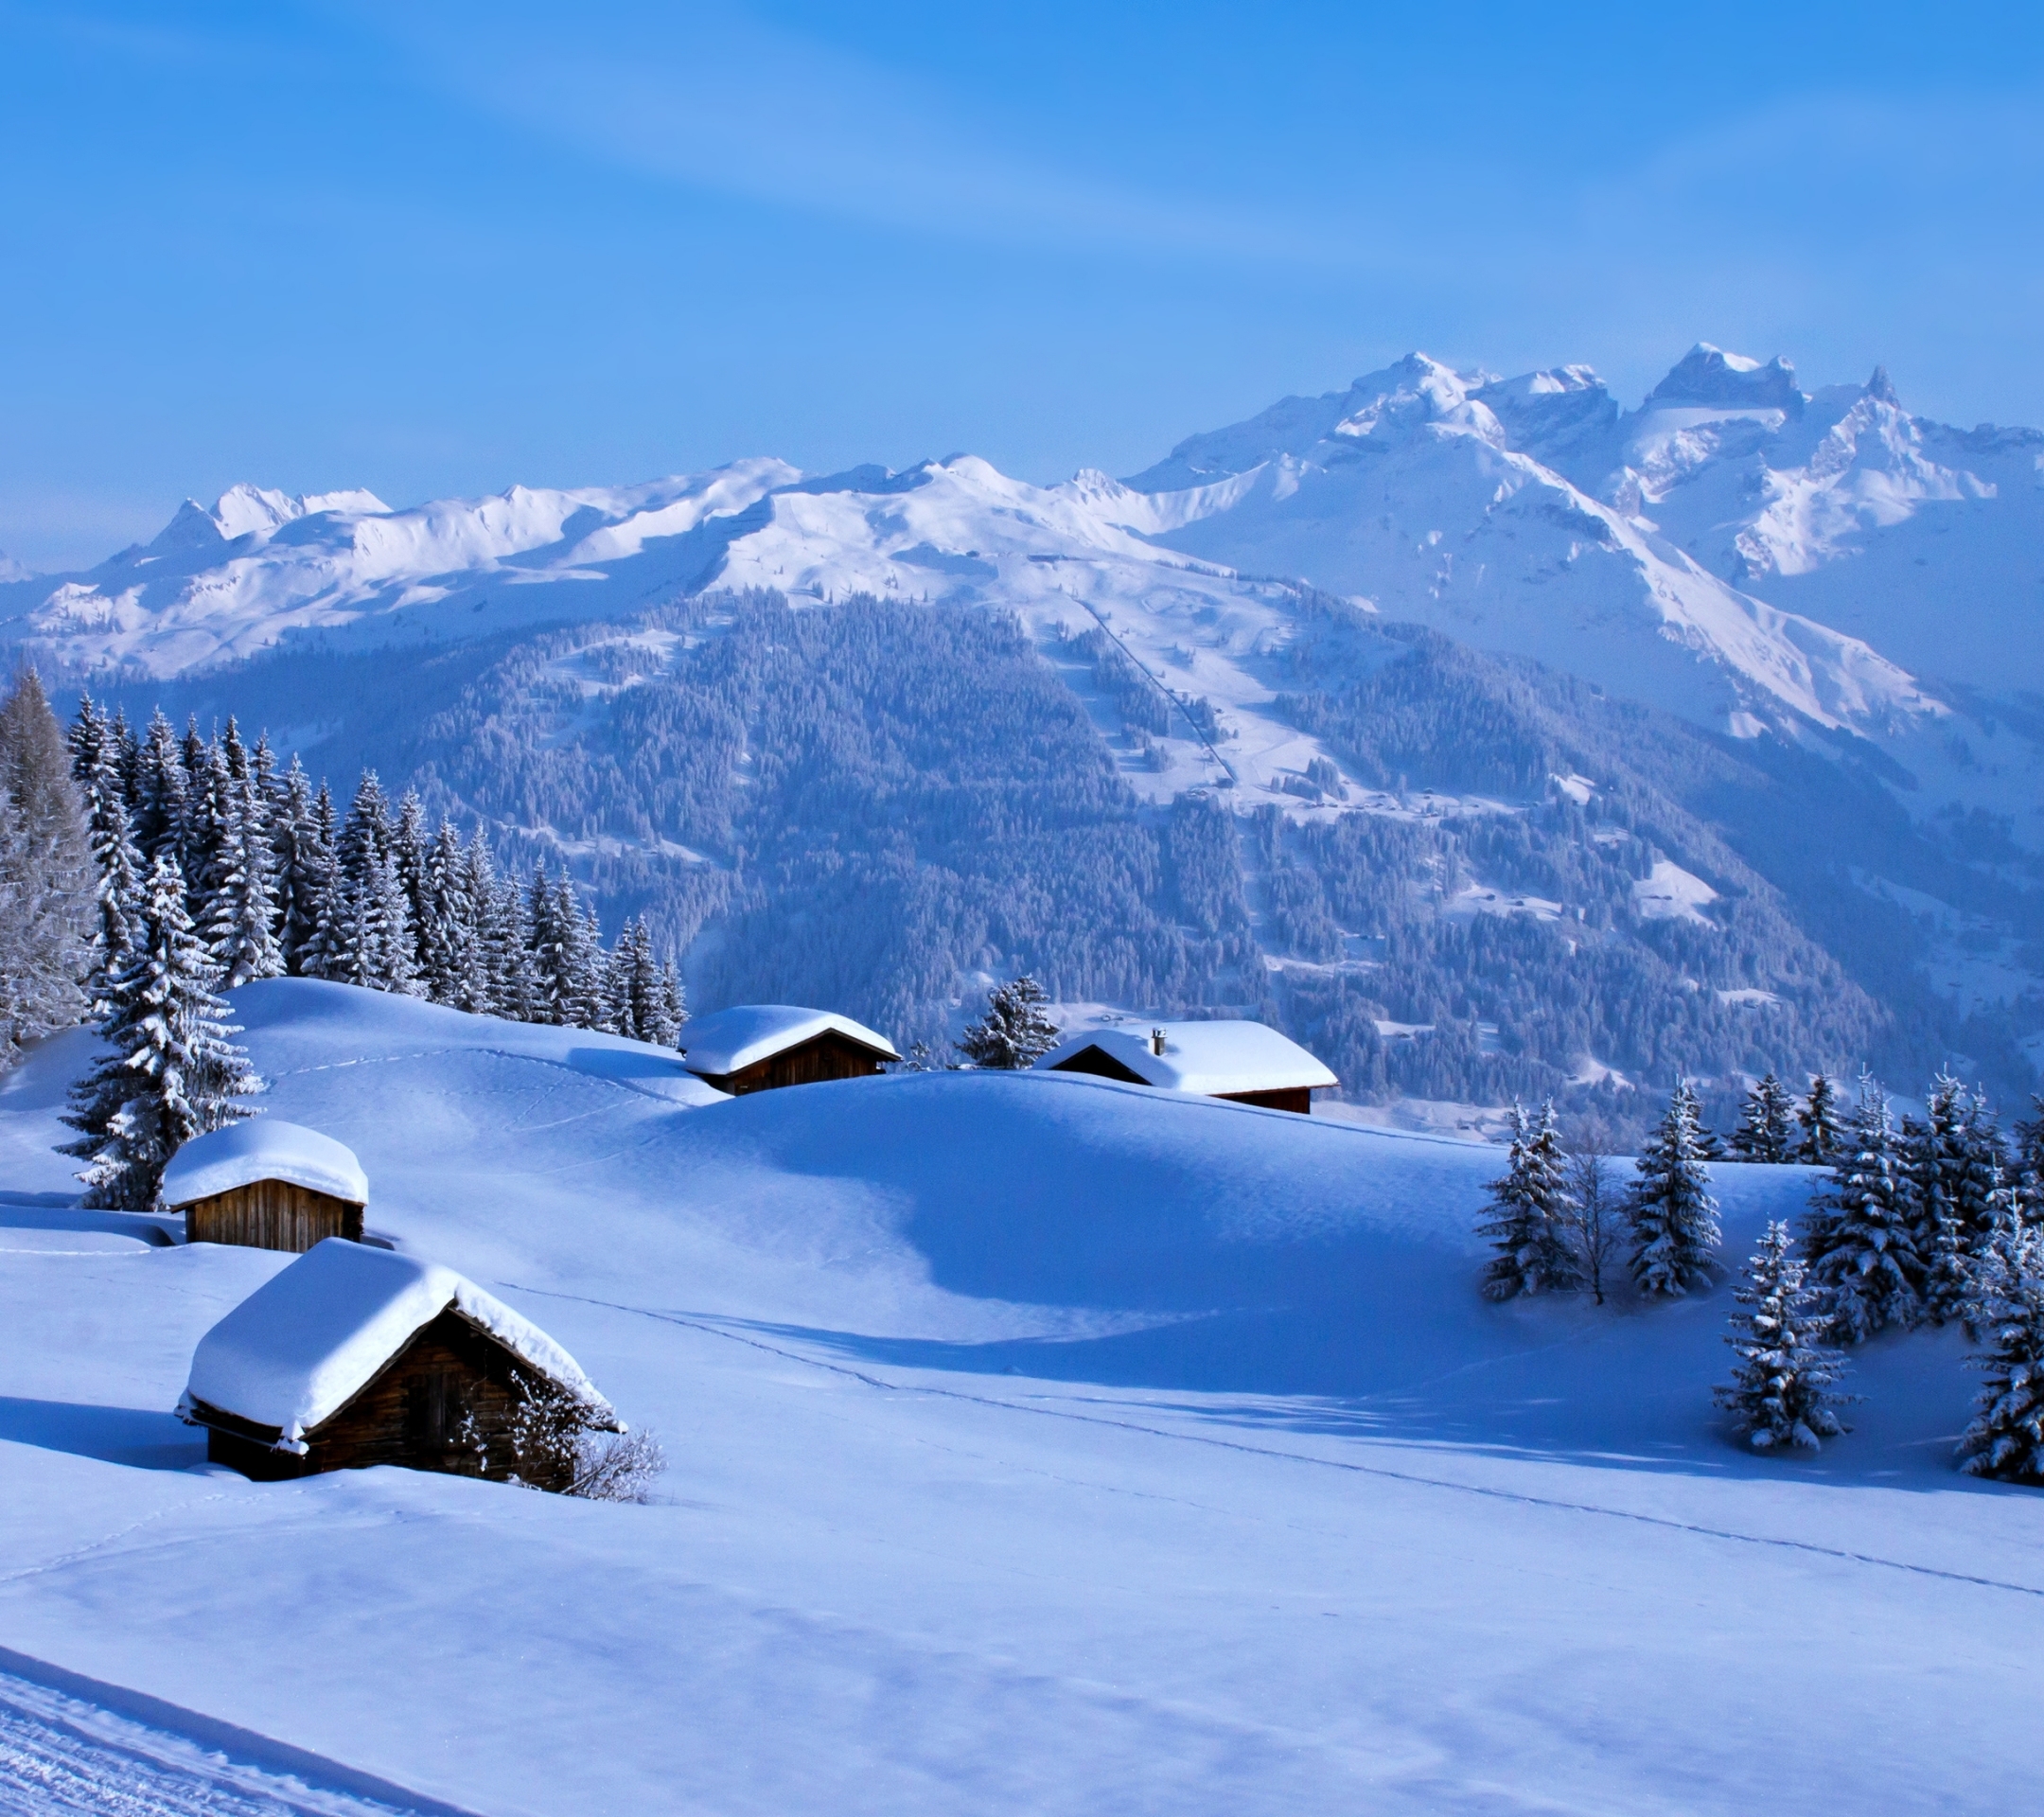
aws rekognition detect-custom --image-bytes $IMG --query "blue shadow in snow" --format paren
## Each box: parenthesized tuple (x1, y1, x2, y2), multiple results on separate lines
(0, 1397, 206, 1471)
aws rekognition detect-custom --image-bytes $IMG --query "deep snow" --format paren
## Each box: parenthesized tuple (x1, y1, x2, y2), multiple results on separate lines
(0, 979, 2037, 1814)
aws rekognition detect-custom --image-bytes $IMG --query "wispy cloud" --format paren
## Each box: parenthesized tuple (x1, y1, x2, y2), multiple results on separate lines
(364, 6, 1378, 270)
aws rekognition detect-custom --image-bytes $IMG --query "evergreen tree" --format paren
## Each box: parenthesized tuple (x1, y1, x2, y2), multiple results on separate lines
(1797, 1072, 1846, 1167)
(2015, 1097, 2044, 1191)
(324, 772, 416, 993)
(0, 665, 91, 1057)
(1476, 1100, 1580, 1300)
(1956, 1208, 2044, 1485)
(61, 852, 259, 1208)
(528, 861, 568, 1024)
(132, 710, 187, 863)
(110, 707, 141, 809)
(65, 690, 108, 790)
(1805, 1076, 1921, 1343)
(957, 975, 1061, 1068)
(566, 893, 609, 1031)
(392, 788, 432, 976)
(1918, 1183, 1975, 1330)
(70, 696, 143, 1011)
(449, 829, 502, 1014)
(417, 820, 475, 1006)
(655, 956, 687, 1050)
(1730, 1071, 1798, 1163)
(603, 920, 639, 1038)
(272, 758, 330, 974)
(485, 868, 540, 1022)
(80, 785, 145, 1015)
(1905, 1075, 2007, 1286)
(1628, 1078, 1721, 1297)
(181, 739, 234, 929)
(206, 781, 283, 989)
(1714, 1221, 1853, 1452)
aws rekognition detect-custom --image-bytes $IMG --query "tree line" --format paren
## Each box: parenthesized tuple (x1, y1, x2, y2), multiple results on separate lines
(1478, 1067, 2044, 1482)
(54, 688, 689, 1209)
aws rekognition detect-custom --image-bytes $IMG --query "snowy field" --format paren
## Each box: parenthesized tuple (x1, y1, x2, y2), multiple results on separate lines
(0, 980, 2037, 1814)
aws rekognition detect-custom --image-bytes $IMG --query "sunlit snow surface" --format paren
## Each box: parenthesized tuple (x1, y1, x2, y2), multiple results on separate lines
(0, 980, 2037, 1815)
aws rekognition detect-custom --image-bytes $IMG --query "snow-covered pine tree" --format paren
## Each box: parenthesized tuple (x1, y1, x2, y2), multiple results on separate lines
(1628, 1078, 1721, 1297)
(206, 778, 283, 990)
(1730, 1071, 1798, 1163)
(70, 697, 143, 1012)
(1798, 1072, 1846, 1167)
(1805, 1075, 1922, 1343)
(132, 710, 187, 864)
(1714, 1220, 1853, 1452)
(602, 920, 639, 1039)
(486, 868, 539, 1022)
(323, 772, 416, 995)
(110, 707, 141, 808)
(271, 758, 329, 975)
(655, 956, 686, 1050)
(957, 975, 1061, 1068)
(416, 820, 474, 1006)
(2016, 1099, 2044, 1223)
(623, 920, 661, 1043)
(1476, 1100, 1580, 1300)
(65, 690, 107, 789)
(61, 851, 259, 1208)
(218, 714, 250, 787)
(451, 829, 502, 1014)
(181, 739, 234, 931)
(0, 665, 91, 1058)
(353, 849, 421, 995)
(1919, 1183, 1974, 1330)
(528, 861, 566, 1024)
(1956, 1208, 2044, 1485)
(392, 789, 432, 978)
(569, 895, 610, 1031)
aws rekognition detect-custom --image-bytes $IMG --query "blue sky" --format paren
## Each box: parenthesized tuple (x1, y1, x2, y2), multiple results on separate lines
(3, 1, 2041, 568)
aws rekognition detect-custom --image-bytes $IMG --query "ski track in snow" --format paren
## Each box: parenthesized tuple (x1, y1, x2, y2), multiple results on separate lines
(0, 1670, 441, 1817)
(515, 1285, 2044, 1603)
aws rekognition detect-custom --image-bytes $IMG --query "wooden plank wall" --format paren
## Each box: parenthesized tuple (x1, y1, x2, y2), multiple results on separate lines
(185, 1180, 365, 1252)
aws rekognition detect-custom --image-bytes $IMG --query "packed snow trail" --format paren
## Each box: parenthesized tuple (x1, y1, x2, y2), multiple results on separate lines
(0, 1668, 453, 1817)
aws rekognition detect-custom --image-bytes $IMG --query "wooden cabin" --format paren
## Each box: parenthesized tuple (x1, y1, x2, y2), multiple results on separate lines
(681, 1004, 901, 1095)
(1034, 1020, 1338, 1114)
(161, 1120, 368, 1253)
(179, 1238, 621, 1490)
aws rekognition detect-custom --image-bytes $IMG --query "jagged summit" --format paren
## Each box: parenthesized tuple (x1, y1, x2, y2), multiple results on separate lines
(1645, 343, 1805, 415)
(1865, 364, 1899, 405)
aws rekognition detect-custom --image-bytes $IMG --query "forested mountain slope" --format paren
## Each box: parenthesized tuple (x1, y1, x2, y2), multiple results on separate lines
(89, 587, 2040, 1129)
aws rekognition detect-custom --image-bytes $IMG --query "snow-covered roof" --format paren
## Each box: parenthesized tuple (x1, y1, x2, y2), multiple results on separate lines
(161, 1120, 368, 1209)
(680, 1004, 901, 1077)
(183, 1238, 615, 1447)
(1035, 1020, 1337, 1098)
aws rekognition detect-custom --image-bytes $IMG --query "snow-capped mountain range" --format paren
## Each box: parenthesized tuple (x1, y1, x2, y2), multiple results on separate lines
(2, 344, 2037, 794)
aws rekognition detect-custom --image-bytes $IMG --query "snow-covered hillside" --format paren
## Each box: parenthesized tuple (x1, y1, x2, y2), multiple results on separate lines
(11, 342, 2020, 744)
(0, 981, 2035, 1813)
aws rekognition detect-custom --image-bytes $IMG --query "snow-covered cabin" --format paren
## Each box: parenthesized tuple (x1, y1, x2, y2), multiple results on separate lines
(1034, 1020, 1337, 1114)
(161, 1120, 369, 1252)
(680, 1004, 901, 1095)
(179, 1238, 620, 1488)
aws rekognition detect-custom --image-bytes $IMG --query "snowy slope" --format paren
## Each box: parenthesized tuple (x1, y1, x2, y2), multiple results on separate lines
(1118, 353, 1932, 731)
(1512, 344, 2044, 697)
(0, 355, 1957, 743)
(0, 464, 795, 676)
(0, 980, 2036, 1814)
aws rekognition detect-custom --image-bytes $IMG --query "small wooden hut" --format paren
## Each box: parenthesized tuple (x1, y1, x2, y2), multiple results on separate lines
(681, 1004, 901, 1096)
(161, 1120, 369, 1252)
(179, 1238, 621, 1489)
(1034, 1020, 1337, 1114)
